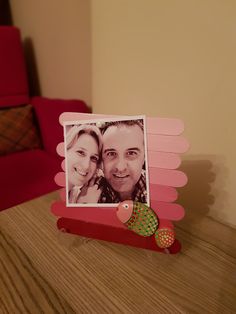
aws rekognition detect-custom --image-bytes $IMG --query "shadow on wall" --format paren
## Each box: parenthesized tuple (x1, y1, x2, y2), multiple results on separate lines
(178, 154, 228, 222)
(23, 37, 41, 97)
(178, 156, 216, 222)
(176, 155, 236, 311)
(175, 154, 229, 250)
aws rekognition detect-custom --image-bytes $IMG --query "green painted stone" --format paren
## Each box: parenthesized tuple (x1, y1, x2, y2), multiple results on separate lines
(126, 202, 159, 237)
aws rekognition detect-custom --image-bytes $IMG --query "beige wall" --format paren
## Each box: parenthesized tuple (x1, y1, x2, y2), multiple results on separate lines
(91, 0, 236, 227)
(10, 0, 91, 106)
(10, 0, 236, 227)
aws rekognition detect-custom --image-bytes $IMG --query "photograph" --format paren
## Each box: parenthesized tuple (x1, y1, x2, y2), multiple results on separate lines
(64, 116, 150, 207)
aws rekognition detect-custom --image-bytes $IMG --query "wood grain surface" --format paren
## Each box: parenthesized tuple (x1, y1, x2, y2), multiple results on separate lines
(1, 191, 236, 313)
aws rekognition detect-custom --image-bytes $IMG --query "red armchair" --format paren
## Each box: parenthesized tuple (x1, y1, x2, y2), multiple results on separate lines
(0, 26, 90, 210)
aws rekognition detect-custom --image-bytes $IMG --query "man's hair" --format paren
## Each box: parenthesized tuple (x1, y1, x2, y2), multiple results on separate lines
(101, 119, 144, 134)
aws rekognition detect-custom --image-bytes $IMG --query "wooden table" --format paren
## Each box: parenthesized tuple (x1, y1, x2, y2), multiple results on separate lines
(1, 191, 236, 313)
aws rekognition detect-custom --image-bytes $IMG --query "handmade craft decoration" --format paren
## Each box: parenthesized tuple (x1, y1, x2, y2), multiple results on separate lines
(51, 113, 189, 254)
(117, 200, 175, 249)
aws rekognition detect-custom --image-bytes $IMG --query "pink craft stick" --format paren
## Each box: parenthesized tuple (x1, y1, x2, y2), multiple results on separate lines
(59, 183, 178, 203)
(149, 168, 188, 187)
(59, 112, 120, 125)
(61, 160, 65, 171)
(57, 142, 182, 169)
(57, 138, 188, 156)
(56, 142, 65, 156)
(147, 134, 189, 153)
(51, 200, 184, 227)
(59, 113, 184, 136)
(148, 151, 181, 169)
(54, 166, 186, 189)
(54, 172, 66, 187)
(147, 117, 184, 135)
(51, 201, 125, 228)
(150, 201, 185, 220)
(149, 184, 178, 202)
(59, 188, 66, 201)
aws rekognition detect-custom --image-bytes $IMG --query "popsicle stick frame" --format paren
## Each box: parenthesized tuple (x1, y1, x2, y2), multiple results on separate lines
(51, 113, 189, 254)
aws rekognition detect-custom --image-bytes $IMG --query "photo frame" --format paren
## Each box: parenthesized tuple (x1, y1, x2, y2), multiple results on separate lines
(51, 112, 189, 254)
(64, 115, 150, 208)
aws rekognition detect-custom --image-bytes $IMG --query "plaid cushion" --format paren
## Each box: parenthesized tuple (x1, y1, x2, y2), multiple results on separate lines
(0, 104, 42, 156)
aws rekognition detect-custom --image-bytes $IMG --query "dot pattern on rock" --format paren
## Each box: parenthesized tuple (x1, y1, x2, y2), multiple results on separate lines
(155, 228, 175, 248)
(126, 202, 158, 237)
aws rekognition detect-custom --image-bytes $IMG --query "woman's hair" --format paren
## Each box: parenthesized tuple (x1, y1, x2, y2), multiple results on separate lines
(66, 124, 103, 155)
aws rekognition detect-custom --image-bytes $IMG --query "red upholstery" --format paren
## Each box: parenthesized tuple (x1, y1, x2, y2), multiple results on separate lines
(0, 149, 61, 210)
(0, 26, 90, 210)
(0, 26, 29, 107)
(31, 96, 90, 157)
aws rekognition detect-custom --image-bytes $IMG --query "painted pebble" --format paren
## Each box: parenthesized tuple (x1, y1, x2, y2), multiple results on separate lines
(117, 200, 159, 237)
(155, 228, 175, 248)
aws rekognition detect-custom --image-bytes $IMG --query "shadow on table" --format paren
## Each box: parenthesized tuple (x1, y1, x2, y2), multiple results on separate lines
(217, 228, 236, 312)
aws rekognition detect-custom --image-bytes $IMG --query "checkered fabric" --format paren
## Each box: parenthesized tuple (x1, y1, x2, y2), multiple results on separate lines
(0, 104, 42, 156)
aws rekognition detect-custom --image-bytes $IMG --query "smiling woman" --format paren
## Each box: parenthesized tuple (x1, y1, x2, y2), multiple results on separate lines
(65, 124, 102, 204)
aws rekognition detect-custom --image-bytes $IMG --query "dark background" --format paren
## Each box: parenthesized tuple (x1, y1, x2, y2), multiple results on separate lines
(0, 0, 12, 25)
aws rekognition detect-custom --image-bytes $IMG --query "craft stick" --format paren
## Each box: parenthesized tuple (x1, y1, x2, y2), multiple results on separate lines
(56, 134, 189, 157)
(148, 151, 181, 169)
(149, 168, 187, 187)
(54, 172, 66, 187)
(150, 201, 185, 220)
(56, 142, 65, 156)
(51, 201, 125, 227)
(59, 113, 184, 136)
(57, 143, 181, 169)
(61, 159, 65, 171)
(58, 183, 178, 203)
(147, 134, 189, 153)
(57, 218, 182, 254)
(55, 167, 186, 189)
(149, 185, 178, 202)
(51, 200, 184, 223)
(59, 188, 66, 201)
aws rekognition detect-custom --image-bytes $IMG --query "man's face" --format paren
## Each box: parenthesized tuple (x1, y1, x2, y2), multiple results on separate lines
(102, 124, 145, 197)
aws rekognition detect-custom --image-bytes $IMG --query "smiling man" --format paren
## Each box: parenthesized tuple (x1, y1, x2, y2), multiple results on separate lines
(98, 120, 147, 203)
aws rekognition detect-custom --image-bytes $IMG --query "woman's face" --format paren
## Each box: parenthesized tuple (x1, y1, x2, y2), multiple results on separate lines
(67, 133, 99, 187)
